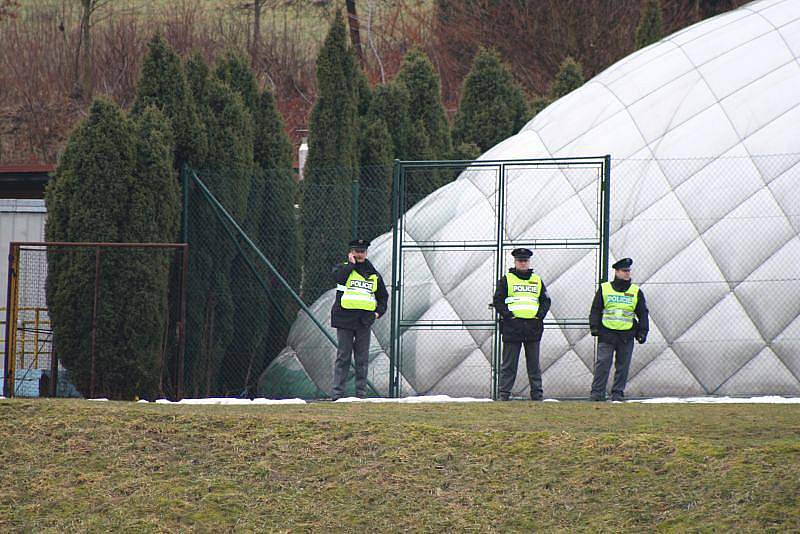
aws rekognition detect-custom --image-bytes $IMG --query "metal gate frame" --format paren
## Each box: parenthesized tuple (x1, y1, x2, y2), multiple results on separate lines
(3, 241, 189, 398)
(389, 156, 611, 399)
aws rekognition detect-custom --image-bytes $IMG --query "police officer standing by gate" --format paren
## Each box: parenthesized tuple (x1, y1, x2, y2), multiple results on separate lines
(493, 248, 552, 401)
(331, 239, 389, 400)
(589, 257, 649, 401)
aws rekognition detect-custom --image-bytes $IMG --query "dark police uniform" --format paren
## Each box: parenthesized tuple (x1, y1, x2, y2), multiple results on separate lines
(331, 239, 389, 399)
(493, 248, 552, 400)
(589, 257, 649, 401)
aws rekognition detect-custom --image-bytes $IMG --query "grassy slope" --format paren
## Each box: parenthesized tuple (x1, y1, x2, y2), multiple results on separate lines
(1, 399, 798, 532)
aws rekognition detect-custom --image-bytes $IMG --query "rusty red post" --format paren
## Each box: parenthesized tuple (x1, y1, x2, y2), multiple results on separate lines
(176, 244, 188, 400)
(89, 248, 102, 398)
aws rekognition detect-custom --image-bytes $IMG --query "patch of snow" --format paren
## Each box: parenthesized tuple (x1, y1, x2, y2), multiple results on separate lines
(631, 396, 800, 404)
(154, 397, 307, 405)
(334, 395, 492, 403)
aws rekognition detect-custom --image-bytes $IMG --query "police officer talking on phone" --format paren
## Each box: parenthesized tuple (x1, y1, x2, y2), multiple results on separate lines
(330, 239, 389, 400)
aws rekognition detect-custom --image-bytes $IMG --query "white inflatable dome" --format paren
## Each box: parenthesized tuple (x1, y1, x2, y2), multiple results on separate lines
(261, 0, 800, 398)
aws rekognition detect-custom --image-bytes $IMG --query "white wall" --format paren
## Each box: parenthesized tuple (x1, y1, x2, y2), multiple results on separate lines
(0, 199, 47, 356)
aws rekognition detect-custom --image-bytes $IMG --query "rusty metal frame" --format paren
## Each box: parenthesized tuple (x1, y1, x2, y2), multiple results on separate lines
(3, 241, 189, 398)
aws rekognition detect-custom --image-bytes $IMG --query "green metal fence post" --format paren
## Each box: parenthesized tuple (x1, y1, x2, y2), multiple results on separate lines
(492, 163, 506, 401)
(601, 154, 611, 283)
(389, 160, 401, 398)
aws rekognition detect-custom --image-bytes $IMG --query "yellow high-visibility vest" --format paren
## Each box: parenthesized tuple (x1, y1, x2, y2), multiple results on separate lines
(504, 272, 541, 319)
(338, 270, 378, 311)
(601, 282, 639, 330)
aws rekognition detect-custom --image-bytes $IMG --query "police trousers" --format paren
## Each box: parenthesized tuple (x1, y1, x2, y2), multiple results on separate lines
(332, 327, 370, 398)
(591, 336, 634, 399)
(499, 340, 543, 400)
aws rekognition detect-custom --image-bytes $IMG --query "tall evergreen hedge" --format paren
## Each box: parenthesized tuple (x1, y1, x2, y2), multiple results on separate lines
(358, 114, 394, 242)
(550, 57, 585, 100)
(453, 47, 527, 154)
(302, 10, 359, 302)
(183, 53, 255, 395)
(132, 34, 206, 169)
(370, 83, 411, 159)
(636, 0, 663, 49)
(396, 48, 452, 162)
(45, 99, 178, 399)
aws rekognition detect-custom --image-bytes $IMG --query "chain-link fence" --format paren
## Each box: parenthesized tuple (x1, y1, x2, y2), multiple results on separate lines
(261, 153, 800, 400)
(5, 153, 799, 399)
(3, 243, 186, 398)
(182, 165, 392, 398)
(605, 154, 800, 398)
(389, 158, 610, 398)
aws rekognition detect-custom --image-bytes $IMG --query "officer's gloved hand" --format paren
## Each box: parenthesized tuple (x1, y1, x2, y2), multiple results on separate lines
(636, 334, 647, 344)
(590, 327, 599, 337)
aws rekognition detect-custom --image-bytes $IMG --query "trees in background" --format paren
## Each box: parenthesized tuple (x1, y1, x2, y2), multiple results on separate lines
(636, 0, 664, 49)
(302, 10, 360, 303)
(550, 57, 585, 100)
(396, 48, 452, 162)
(132, 34, 207, 170)
(453, 47, 528, 154)
(40, 5, 652, 399)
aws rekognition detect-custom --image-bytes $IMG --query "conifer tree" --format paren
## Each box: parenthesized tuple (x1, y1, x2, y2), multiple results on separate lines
(132, 34, 207, 170)
(185, 52, 213, 136)
(451, 141, 481, 161)
(636, 0, 663, 49)
(550, 56, 585, 100)
(251, 87, 300, 382)
(215, 50, 260, 114)
(528, 95, 551, 120)
(302, 10, 360, 302)
(396, 48, 453, 195)
(370, 82, 411, 159)
(183, 57, 255, 395)
(115, 106, 180, 396)
(396, 48, 452, 161)
(453, 47, 527, 153)
(45, 99, 177, 399)
(358, 114, 394, 241)
(214, 49, 271, 392)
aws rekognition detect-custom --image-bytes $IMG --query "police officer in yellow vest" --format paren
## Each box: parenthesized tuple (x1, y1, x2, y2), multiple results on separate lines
(493, 248, 551, 401)
(331, 239, 389, 400)
(589, 257, 649, 401)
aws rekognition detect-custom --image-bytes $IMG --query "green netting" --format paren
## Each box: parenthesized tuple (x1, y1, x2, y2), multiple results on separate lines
(183, 165, 392, 398)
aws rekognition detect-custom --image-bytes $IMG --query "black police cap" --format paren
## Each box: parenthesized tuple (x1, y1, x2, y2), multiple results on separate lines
(511, 248, 533, 259)
(348, 238, 371, 250)
(612, 257, 633, 270)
